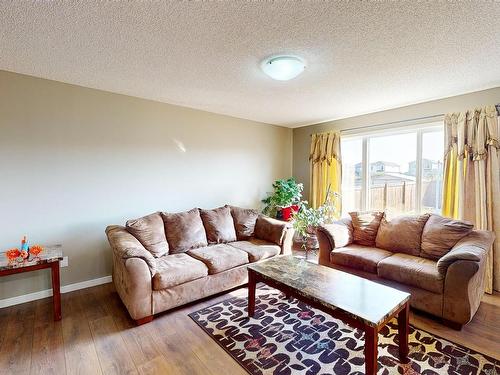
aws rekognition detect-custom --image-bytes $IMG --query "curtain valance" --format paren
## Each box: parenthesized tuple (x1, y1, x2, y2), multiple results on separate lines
(309, 132, 341, 165)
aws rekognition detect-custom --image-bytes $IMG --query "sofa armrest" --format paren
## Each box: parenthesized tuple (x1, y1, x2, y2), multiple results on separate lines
(254, 215, 291, 247)
(280, 226, 295, 255)
(439, 230, 494, 325)
(106, 225, 154, 320)
(317, 218, 353, 266)
(437, 230, 494, 275)
(106, 225, 157, 276)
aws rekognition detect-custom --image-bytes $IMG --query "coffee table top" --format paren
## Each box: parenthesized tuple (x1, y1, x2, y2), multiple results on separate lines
(248, 256, 410, 328)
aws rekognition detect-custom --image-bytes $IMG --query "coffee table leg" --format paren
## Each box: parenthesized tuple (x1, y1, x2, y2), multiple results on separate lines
(248, 270, 256, 317)
(397, 301, 410, 362)
(364, 326, 378, 375)
(51, 261, 62, 321)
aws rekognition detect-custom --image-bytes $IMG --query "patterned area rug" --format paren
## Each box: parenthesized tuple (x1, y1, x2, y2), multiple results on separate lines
(189, 287, 499, 375)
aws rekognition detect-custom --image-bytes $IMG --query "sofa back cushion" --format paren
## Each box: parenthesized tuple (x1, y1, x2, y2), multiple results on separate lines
(375, 214, 430, 255)
(200, 206, 237, 244)
(229, 205, 259, 240)
(349, 211, 384, 246)
(420, 214, 474, 260)
(254, 215, 287, 246)
(126, 212, 168, 257)
(161, 208, 208, 254)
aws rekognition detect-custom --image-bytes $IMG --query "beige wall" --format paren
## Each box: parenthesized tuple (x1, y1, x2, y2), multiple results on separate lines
(293, 87, 500, 199)
(0, 70, 292, 301)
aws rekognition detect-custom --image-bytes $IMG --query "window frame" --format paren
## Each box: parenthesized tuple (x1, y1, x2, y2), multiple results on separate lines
(341, 121, 443, 215)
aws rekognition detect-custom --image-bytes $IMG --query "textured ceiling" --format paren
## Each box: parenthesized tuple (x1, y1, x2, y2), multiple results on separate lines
(1, 2, 500, 127)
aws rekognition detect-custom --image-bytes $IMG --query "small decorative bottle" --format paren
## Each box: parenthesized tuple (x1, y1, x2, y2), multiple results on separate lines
(20, 235, 29, 261)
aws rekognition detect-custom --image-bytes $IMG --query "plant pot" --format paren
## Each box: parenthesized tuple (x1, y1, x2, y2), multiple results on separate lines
(280, 205, 300, 221)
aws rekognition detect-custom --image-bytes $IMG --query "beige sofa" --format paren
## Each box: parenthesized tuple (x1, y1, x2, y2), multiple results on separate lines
(106, 205, 293, 324)
(317, 212, 494, 329)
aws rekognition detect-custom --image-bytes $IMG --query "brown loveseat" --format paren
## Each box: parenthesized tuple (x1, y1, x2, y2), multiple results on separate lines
(317, 212, 495, 329)
(106, 205, 293, 324)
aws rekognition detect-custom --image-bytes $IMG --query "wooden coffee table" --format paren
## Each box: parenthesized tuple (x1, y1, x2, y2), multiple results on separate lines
(247, 256, 410, 375)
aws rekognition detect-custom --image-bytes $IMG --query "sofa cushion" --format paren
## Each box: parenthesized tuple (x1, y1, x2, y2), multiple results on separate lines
(420, 215, 474, 260)
(375, 214, 430, 256)
(187, 244, 249, 274)
(349, 211, 384, 246)
(230, 206, 259, 240)
(161, 209, 208, 254)
(254, 215, 288, 245)
(377, 253, 444, 294)
(152, 253, 208, 290)
(200, 206, 237, 244)
(228, 239, 280, 262)
(330, 244, 393, 273)
(126, 212, 169, 257)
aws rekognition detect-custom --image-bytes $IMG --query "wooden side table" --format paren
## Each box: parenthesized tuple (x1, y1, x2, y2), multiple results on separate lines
(0, 246, 63, 321)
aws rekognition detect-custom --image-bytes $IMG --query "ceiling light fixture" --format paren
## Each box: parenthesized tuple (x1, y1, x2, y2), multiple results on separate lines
(261, 55, 306, 81)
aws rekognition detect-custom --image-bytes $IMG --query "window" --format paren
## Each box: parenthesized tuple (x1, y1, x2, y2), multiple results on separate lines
(421, 130, 444, 213)
(341, 123, 444, 217)
(341, 138, 363, 213)
(369, 132, 417, 213)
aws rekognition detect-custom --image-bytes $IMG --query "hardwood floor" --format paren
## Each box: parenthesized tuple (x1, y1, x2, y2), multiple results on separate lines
(0, 282, 499, 375)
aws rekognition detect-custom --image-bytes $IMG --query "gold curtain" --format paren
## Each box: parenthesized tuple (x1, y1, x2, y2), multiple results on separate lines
(442, 105, 500, 293)
(309, 131, 341, 214)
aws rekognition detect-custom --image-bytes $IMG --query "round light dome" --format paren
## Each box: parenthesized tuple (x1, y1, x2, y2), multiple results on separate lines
(261, 56, 306, 81)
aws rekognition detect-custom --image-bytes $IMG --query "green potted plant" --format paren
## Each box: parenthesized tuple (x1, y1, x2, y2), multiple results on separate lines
(292, 203, 326, 250)
(292, 187, 340, 253)
(262, 178, 303, 220)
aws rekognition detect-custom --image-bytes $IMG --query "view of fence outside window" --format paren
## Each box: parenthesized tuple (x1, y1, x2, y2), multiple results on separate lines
(341, 123, 444, 217)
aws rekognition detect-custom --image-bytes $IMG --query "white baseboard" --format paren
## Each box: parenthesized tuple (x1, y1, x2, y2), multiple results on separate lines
(0, 275, 112, 308)
(61, 275, 112, 294)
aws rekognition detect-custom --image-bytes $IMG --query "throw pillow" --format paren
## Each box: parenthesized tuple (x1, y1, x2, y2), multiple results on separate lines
(349, 211, 384, 246)
(420, 214, 474, 260)
(161, 208, 208, 254)
(126, 212, 169, 257)
(200, 206, 237, 244)
(229, 205, 259, 240)
(375, 214, 430, 255)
